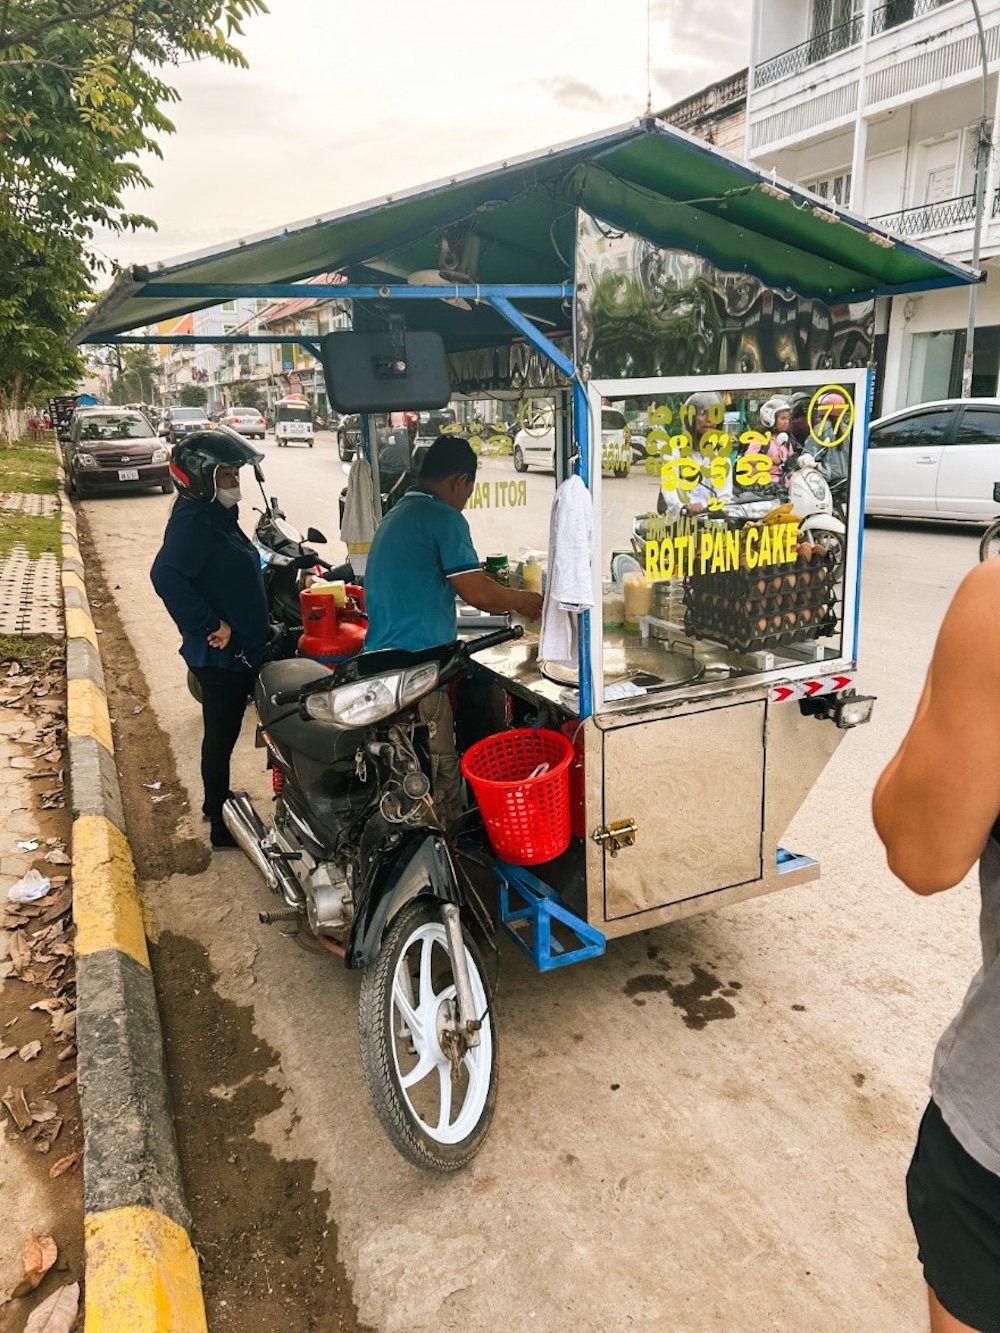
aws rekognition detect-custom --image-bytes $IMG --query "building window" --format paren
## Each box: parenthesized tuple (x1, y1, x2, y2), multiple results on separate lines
(805, 171, 853, 205)
(907, 327, 1000, 404)
(222, 301, 236, 312)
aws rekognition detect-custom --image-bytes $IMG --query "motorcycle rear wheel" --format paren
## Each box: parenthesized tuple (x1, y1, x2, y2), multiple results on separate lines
(980, 519, 1000, 562)
(359, 899, 497, 1171)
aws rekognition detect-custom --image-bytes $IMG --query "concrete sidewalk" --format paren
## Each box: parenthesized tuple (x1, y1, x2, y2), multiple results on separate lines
(1, 476, 207, 1331)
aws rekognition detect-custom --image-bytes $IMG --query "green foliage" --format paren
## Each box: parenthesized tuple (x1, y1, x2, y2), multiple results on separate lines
(109, 345, 157, 403)
(178, 383, 208, 406)
(0, 1, 269, 426)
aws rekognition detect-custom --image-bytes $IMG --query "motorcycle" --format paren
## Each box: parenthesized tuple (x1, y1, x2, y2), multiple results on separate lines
(979, 482, 1000, 562)
(186, 467, 355, 701)
(222, 625, 522, 1170)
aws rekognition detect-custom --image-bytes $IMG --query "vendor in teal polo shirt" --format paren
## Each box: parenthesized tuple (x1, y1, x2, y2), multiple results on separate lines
(364, 435, 543, 824)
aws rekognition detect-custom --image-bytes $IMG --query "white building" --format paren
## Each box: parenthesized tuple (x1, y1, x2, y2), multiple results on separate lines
(748, 0, 1000, 411)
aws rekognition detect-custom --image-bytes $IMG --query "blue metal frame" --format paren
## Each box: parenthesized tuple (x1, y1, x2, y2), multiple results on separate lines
(496, 861, 606, 971)
(776, 848, 818, 875)
(136, 282, 574, 303)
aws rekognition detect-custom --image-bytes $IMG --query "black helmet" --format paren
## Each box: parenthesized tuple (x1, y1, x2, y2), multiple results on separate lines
(169, 427, 263, 502)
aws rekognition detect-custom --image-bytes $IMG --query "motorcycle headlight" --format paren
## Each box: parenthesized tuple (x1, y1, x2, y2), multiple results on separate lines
(303, 661, 440, 728)
(805, 472, 827, 500)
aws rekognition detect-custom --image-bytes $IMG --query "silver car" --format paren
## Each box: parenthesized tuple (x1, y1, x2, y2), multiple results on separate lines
(220, 406, 267, 440)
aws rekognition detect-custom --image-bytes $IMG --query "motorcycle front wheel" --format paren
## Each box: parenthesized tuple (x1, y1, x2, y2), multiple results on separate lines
(359, 899, 497, 1171)
(980, 519, 1000, 562)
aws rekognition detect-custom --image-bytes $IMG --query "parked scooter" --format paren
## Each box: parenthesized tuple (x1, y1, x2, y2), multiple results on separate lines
(222, 625, 523, 1170)
(979, 482, 1000, 561)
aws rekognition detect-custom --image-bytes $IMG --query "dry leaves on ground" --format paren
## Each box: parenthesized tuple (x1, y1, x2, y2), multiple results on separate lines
(23, 1281, 79, 1332)
(10, 1234, 57, 1298)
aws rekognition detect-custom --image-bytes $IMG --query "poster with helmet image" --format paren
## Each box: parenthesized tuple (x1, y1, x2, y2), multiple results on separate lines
(590, 370, 865, 699)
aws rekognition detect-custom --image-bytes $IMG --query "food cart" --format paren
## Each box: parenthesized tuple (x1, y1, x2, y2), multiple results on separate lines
(74, 122, 980, 1162)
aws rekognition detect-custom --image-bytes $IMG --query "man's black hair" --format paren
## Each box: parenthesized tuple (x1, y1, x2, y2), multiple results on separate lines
(418, 435, 478, 482)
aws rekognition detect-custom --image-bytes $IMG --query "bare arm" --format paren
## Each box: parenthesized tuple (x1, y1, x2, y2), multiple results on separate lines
(449, 570, 543, 620)
(872, 560, 1000, 895)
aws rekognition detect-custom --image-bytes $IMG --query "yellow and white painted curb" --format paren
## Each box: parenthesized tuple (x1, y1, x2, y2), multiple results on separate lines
(62, 485, 207, 1331)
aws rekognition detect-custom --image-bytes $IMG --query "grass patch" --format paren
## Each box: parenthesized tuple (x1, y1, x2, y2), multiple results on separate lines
(0, 439, 60, 495)
(0, 635, 62, 669)
(0, 513, 61, 560)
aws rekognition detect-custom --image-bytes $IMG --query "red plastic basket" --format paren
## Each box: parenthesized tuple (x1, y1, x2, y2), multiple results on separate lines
(461, 728, 574, 865)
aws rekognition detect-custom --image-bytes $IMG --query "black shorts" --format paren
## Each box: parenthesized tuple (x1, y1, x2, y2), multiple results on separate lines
(907, 1098, 1000, 1332)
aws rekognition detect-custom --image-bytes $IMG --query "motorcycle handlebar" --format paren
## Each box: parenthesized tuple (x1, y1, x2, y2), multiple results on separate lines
(269, 689, 302, 707)
(466, 625, 524, 655)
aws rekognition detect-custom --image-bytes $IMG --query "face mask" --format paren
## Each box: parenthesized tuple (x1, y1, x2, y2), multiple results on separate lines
(217, 484, 241, 508)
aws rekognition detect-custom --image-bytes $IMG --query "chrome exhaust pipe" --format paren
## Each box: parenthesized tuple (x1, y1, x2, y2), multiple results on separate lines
(222, 793, 304, 910)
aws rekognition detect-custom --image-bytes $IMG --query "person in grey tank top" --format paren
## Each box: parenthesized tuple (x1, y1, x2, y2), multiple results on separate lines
(874, 559, 1000, 1333)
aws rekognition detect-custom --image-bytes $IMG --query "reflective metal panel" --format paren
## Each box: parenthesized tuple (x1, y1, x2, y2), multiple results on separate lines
(602, 700, 765, 919)
(575, 212, 874, 380)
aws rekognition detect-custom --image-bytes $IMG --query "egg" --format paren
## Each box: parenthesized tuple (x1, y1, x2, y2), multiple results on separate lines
(770, 575, 783, 593)
(797, 543, 814, 564)
(800, 607, 813, 625)
(771, 614, 783, 632)
(799, 570, 812, 588)
(785, 611, 797, 627)
(757, 617, 769, 633)
(784, 573, 798, 591)
(756, 578, 768, 595)
(812, 543, 828, 561)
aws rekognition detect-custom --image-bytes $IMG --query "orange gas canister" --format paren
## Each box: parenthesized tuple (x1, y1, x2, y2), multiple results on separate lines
(298, 582, 367, 663)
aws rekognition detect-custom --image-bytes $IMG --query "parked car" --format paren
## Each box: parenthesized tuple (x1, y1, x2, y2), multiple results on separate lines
(512, 406, 632, 476)
(162, 406, 211, 443)
(63, 409, 171, 499)
(865, 398, 1000, 520)
(219, 406, 267, 440)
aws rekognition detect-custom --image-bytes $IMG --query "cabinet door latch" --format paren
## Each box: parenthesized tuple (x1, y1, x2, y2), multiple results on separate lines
(591, 819, 638, 857)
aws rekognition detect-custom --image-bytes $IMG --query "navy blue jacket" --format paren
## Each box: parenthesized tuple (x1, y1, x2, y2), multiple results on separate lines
(151, 496, 269, 671)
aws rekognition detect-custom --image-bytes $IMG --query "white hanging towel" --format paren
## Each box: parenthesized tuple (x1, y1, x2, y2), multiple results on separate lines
(340, 456, 377, 554)
(539, 473, 594, 664)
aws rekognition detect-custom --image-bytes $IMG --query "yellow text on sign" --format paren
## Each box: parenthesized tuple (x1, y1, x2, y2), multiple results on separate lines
(645, 523, 799, 580)
(468, 480, 528, 510)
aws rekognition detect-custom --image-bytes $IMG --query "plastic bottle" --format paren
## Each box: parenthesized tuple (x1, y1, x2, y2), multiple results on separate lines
(522, 557, 543, 595)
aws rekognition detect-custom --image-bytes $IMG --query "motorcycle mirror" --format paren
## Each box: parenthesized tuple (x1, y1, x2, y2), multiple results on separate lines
(306, 527, 327, 544)
(253, 463, 266, 485)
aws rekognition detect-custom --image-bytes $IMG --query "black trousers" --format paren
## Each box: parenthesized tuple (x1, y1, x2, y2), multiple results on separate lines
(191, 666, 253, 825)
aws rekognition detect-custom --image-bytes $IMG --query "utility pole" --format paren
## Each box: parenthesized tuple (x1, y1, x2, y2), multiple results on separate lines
(962, 0, 991, 398)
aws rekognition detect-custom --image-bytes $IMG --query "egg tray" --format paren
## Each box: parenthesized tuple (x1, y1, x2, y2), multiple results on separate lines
(686, 548, 838, 599)
(684, 588, 838, 654)
(683, 583, 834, 617)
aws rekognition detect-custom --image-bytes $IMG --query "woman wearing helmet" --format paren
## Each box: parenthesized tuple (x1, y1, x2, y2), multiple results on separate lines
(151, 428, 270, 849)
(742, 395, 794, 488)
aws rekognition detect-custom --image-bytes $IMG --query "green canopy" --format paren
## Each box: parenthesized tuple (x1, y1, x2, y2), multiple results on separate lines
(76, 117, 978, 346)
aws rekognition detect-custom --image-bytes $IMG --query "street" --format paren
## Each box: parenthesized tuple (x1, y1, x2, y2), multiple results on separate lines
(79, 428, 983, 1332)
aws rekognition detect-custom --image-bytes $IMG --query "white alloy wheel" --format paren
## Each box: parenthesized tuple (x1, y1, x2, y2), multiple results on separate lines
(359, 899, 497, 1170)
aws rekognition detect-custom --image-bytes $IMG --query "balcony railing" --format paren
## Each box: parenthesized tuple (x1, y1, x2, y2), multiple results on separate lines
(871, 0, 954, 36)
(872, 192, 992, 235)
(754, 17, 863, 88)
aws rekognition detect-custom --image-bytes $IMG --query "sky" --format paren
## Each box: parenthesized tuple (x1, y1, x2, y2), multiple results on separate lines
(92, 0, 750, 276)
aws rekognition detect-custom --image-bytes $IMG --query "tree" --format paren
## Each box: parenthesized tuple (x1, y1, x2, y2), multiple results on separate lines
(0, 1, 268, 438)
(109, 346, 158, 404)
(179, 383, 207, 407)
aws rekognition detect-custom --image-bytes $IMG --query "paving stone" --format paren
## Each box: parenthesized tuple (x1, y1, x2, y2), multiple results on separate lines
(0, 546, 61, 636)
(0, 493, 59, 517)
